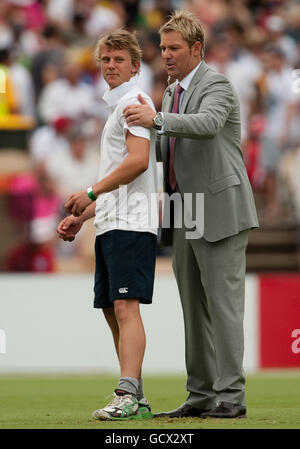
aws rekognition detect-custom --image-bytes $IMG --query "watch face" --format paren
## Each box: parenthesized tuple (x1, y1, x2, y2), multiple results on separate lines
(155, 113, 163, 126)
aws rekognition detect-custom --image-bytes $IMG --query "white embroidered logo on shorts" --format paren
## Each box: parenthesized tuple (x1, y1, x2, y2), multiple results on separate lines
(118, 287, 128, 294)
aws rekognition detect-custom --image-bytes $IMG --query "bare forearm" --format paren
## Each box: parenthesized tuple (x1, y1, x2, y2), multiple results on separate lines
(92, 154, 147, 196)
(63, 134, 150, 218)
(81, 201, 96, 222)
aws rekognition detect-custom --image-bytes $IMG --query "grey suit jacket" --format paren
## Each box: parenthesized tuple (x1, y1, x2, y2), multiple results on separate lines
(157, 61, 259, 246)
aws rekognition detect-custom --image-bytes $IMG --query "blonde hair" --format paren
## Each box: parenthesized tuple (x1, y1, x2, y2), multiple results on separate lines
(94, 29, 142, 73)
(159, 10, 205, 58)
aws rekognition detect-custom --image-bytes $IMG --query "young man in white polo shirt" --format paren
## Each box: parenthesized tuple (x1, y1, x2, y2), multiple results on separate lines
(57, 30, 158, 420)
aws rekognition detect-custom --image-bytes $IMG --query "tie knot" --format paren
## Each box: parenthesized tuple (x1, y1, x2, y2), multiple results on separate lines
(175, 84, 184, 95)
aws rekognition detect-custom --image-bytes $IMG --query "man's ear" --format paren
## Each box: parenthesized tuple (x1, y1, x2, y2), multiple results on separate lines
(132, 61, 140, 75)
(192, 41, 202, 57)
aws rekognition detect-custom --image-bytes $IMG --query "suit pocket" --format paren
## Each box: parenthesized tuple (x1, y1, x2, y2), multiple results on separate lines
(209, 174, 241, 195)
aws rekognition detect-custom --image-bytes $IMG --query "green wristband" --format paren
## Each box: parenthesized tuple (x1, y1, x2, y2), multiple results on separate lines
(87, 186, 97, 201)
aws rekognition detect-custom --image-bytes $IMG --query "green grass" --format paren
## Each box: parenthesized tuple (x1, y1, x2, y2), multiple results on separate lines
(0, 372, 300, 429)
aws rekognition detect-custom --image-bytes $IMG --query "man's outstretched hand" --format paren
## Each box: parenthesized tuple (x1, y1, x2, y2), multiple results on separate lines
(124, 94, 156, 128)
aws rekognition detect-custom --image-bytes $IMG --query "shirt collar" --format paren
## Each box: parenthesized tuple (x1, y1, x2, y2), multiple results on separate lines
(103, 76, 137, 108)
(177, 61, 202, 91)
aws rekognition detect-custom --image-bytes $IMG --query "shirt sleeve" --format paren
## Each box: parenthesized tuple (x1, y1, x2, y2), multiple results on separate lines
(121, 93, 155, 141)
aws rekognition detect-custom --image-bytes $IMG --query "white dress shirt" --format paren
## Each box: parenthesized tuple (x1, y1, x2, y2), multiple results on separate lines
(158, 61, 202, 132)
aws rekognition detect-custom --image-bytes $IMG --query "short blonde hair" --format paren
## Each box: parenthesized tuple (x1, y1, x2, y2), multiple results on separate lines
(94, 29, 142, 73)
(159, 10, 205, 58)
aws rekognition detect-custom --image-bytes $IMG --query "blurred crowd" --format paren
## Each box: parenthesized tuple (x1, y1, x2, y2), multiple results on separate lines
(1, 0, 300, 272)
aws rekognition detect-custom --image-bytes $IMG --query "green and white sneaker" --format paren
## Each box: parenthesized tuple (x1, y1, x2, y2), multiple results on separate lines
(92, 390, 139, 421)
(92, 391, 122, 420)
(135, 397, 153, 420)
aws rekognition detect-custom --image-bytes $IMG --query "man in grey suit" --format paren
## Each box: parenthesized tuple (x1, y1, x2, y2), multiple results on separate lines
(124, 10, 259, 419)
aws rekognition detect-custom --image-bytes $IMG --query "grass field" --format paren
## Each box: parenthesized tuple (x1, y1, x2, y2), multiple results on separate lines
(1, 371, 300, 429)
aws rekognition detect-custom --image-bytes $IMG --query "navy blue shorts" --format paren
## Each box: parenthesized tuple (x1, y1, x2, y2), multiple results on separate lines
(93, 230, 156, 309)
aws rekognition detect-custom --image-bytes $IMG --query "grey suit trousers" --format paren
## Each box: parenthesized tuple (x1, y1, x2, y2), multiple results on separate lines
(172, 221, 248, 409)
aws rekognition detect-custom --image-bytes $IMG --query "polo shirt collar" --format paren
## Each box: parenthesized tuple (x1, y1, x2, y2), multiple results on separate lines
(103, 76, 137, 108)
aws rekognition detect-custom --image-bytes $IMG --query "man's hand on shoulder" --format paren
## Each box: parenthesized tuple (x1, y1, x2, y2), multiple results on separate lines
(124, 94, 156, 128)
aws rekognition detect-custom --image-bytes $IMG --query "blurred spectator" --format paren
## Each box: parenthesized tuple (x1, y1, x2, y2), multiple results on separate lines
(286, 4, 300, 44)
(45, 127, 99, 201)
(255, 44, 300, 219)
(138, 30, 164, 79)
(5, 239, 56, 272)
(243, 114, 265, 189)
(280, 145, 300, 223)
(8, 171, 36, 227)
(265, 15, 298, 67)
(208, 32, 262, 141)
(142, 0, 173, 30)
(207, 33, 234, 73)
(211, 17, 247, 59)
(81, 0, 123, 38)
(29, 116, 72, 163)
(151, 76, 168, 111)
(1, 45, 35, 117)
(29, 163, 61, 248)
(123, 0, 141, 29)
(38, 52, 100, 123)
(6, 0, 45, 59)
(44, 126, 99, 262)
(6, 166, 60, 272)
(184, 0, 230, 27)
(46, 0, 75, 30)
(64, 12, 94, 47)
(0, 47, 20, 115)
(0, 2, 14, 51)
(135, 60, 154, 96)
(30, 24, 65, 102)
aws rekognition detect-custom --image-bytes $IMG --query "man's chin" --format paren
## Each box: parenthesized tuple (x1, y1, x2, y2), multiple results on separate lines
(166, 69, 178, 80)
(108, 81, 121, 89)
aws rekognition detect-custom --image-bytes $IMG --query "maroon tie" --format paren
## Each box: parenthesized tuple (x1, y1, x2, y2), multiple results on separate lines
(169, 84, 184, 191)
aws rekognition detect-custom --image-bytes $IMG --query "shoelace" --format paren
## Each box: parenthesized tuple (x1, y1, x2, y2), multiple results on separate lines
(119, 395, 135, 405)
(105, 393, 122, 408)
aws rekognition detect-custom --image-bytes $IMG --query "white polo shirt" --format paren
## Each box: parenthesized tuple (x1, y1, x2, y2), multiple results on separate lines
(94, 77, 158, 236)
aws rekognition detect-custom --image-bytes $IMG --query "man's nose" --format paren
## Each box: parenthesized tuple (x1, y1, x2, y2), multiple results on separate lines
(162, 48, 171, 59)
(108, 59, 116, 69)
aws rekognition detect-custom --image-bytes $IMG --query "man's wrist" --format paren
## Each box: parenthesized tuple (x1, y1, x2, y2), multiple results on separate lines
(75, 214, 85, 224)
(87, 186, 97, 201)
(152, 112, 164, 130)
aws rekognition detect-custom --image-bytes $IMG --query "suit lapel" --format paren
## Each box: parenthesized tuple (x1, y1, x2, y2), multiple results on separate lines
(164, 86, 175, 112)
(179, 61, 209, 113)
(160, 61, 210, 166)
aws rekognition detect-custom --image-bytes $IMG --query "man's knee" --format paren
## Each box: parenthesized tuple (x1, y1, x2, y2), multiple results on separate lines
(114, 299, 139, 323)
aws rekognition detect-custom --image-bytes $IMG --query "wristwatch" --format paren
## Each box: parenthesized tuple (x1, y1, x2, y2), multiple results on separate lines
(153, 112, 164, 130)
